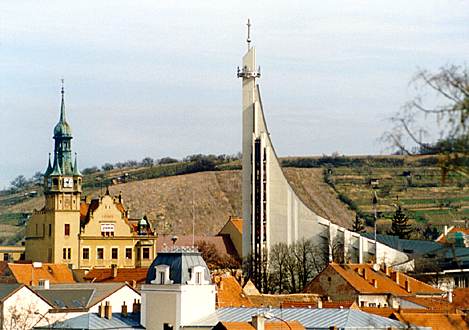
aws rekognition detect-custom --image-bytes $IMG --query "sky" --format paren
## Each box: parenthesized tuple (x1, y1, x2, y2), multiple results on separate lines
(1, 1, 468, 188)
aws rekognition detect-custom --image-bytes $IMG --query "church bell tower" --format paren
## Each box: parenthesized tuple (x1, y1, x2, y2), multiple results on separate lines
(25, 82, 82, 265)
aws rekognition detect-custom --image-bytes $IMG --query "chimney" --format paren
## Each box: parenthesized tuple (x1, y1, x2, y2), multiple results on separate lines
(251, 314, 266, 330)
(391, 271, 400, 285)
(371, 279, 378, 288)
(132, 299, 141, 314)
(448, 290, 453, 303)
(99, 303, 105, 318)
(317, 298, 323, 309)
(111, 264, 118, 278)
(104, 301, 112, 320)
(121, 302, 128, 317)
(444, 225, 449, 236)
(404, 279, 411, 293)
(385, 265, 391, 277)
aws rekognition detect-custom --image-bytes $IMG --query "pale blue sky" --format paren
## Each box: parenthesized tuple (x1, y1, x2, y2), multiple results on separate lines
(1, 1, 468, 187)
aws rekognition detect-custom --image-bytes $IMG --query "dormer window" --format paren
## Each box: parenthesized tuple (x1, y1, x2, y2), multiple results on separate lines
(187, 265, 208, 285)
(151, 264, 172, 285)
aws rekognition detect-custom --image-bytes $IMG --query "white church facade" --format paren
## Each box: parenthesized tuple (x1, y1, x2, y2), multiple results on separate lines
(239, 21, 411, 286)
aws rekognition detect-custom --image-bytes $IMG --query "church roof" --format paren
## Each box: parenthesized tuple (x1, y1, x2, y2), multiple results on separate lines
(53, 87, 72, 138)
(145, 250, 211, 285)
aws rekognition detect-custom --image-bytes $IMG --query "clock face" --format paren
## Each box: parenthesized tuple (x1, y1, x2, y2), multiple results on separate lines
(63, 177, 73, 188)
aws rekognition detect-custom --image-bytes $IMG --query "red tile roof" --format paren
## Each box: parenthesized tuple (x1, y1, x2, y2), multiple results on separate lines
(452, 288, 469, 310)
(83, 267, 148, 285)
(436, 227, 469, 243)
(215, 321, 304, 330)
(215, 274, 253, 307)
(396, 311, 469, 330)
(157, 235, 238, 258)
(7, 263, 75, 286)
(306, 263, 443, 296)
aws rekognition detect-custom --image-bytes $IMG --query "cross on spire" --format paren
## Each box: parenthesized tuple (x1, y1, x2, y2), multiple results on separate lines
(246, 19, 251, 49)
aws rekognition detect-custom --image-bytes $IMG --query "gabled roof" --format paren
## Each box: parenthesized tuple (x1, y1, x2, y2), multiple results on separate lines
(452, 288, 469, 310)
(83, 267, 148, 284)
(156, 235, 238, 258)
(436, 227, 469, 244)
(35, 312, 143, 329)
(7, 263, 75, 286)
(305, 263, 442, 296)
(0, 283, 22, 302)
(215, 321, 305, 330)
(215, 274, 252, 307)
(34, 283, 136, 309)
(219, 217, 243, 235)
(193, 307, 409, 329)
(396, 311, 469, 330)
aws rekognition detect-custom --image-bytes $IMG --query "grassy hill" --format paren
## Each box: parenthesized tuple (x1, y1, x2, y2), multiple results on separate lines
(1, 155, 467, 244)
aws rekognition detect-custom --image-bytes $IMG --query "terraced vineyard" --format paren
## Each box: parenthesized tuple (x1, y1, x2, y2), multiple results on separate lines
(328, 163, 469, 233)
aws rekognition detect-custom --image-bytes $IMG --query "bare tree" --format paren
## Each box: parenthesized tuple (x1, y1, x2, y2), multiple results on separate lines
(383, 65, 469, 179)
(4, 303, 49, 330)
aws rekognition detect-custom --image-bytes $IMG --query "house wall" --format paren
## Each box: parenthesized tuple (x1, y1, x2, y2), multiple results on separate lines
(219, 221, 242, 258)
(88, 285, 141, 314)
(0, 287, 50, 330)
(357, 294, 388, 308)
(303, 266, 358, 301)
(0, 246, 24, 262)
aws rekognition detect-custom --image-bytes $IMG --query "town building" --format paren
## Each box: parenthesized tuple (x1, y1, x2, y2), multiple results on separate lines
(0, 245, 25, 262)
(24, 85, 157, 270)
(303, 263, 445, 308)
(0, 284, 52, 330)
(141, 248, 216, 329)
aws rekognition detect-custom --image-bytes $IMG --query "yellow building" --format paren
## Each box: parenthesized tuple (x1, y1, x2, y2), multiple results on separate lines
(25, 85, 156, 269)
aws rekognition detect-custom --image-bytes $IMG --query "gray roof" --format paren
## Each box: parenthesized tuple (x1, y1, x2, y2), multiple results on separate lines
(192, 307, 422, 330)
(35, 283, 128, 309)
(0, 283, 21, 302)
(362, 233, 442, 255)
(146, 251, 211, 284)
(34, 313, 142, 329)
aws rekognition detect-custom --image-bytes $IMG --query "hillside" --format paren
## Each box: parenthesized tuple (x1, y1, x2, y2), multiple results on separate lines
(2, 154, 467, 244)
(0, 168, 355, 241)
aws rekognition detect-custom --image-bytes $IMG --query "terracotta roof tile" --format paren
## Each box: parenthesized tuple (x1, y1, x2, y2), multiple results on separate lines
(229, 218, 243, 234)
(7, 263, 75, 286)
(83, 267, 148, 284)
(402, 296, 456, 311)
(247, 294, 320, 308)
(452, 288, 469, 310)
(215, 274, 253, 308)
(157, 235, 238, 258)
(397, 311, 469, 330)
(316, 263, 442, 296)
(437, 227, 469, 243)
(216, 321, 304, 330)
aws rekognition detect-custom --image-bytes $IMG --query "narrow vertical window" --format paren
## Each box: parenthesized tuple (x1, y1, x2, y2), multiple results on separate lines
(82, 248, 89, 260)
(125, 248, 132, 259)
(111, 248, 118, 259)
(64, 224, 70, 236)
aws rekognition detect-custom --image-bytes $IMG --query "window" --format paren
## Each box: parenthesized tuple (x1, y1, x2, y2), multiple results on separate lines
(63, 248, 67, 259)
(48, 224, 52, 236)
(164, 323, 173, 330)
(67, 248, 71, 260)
(142, 247, 150, 259)
(97, 248, 104, 260)
(111, 248, 118, 259)
(125, 248, 132, 259)
(64, 224, 70, 236)
(159, 271, 165, 284)
(196, 271, 202, 285)
(3, 253, 9, 261)
(82, 248, 89, 260)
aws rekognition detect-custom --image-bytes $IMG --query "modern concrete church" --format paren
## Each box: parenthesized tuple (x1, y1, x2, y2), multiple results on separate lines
(238, 21, 410, 287)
